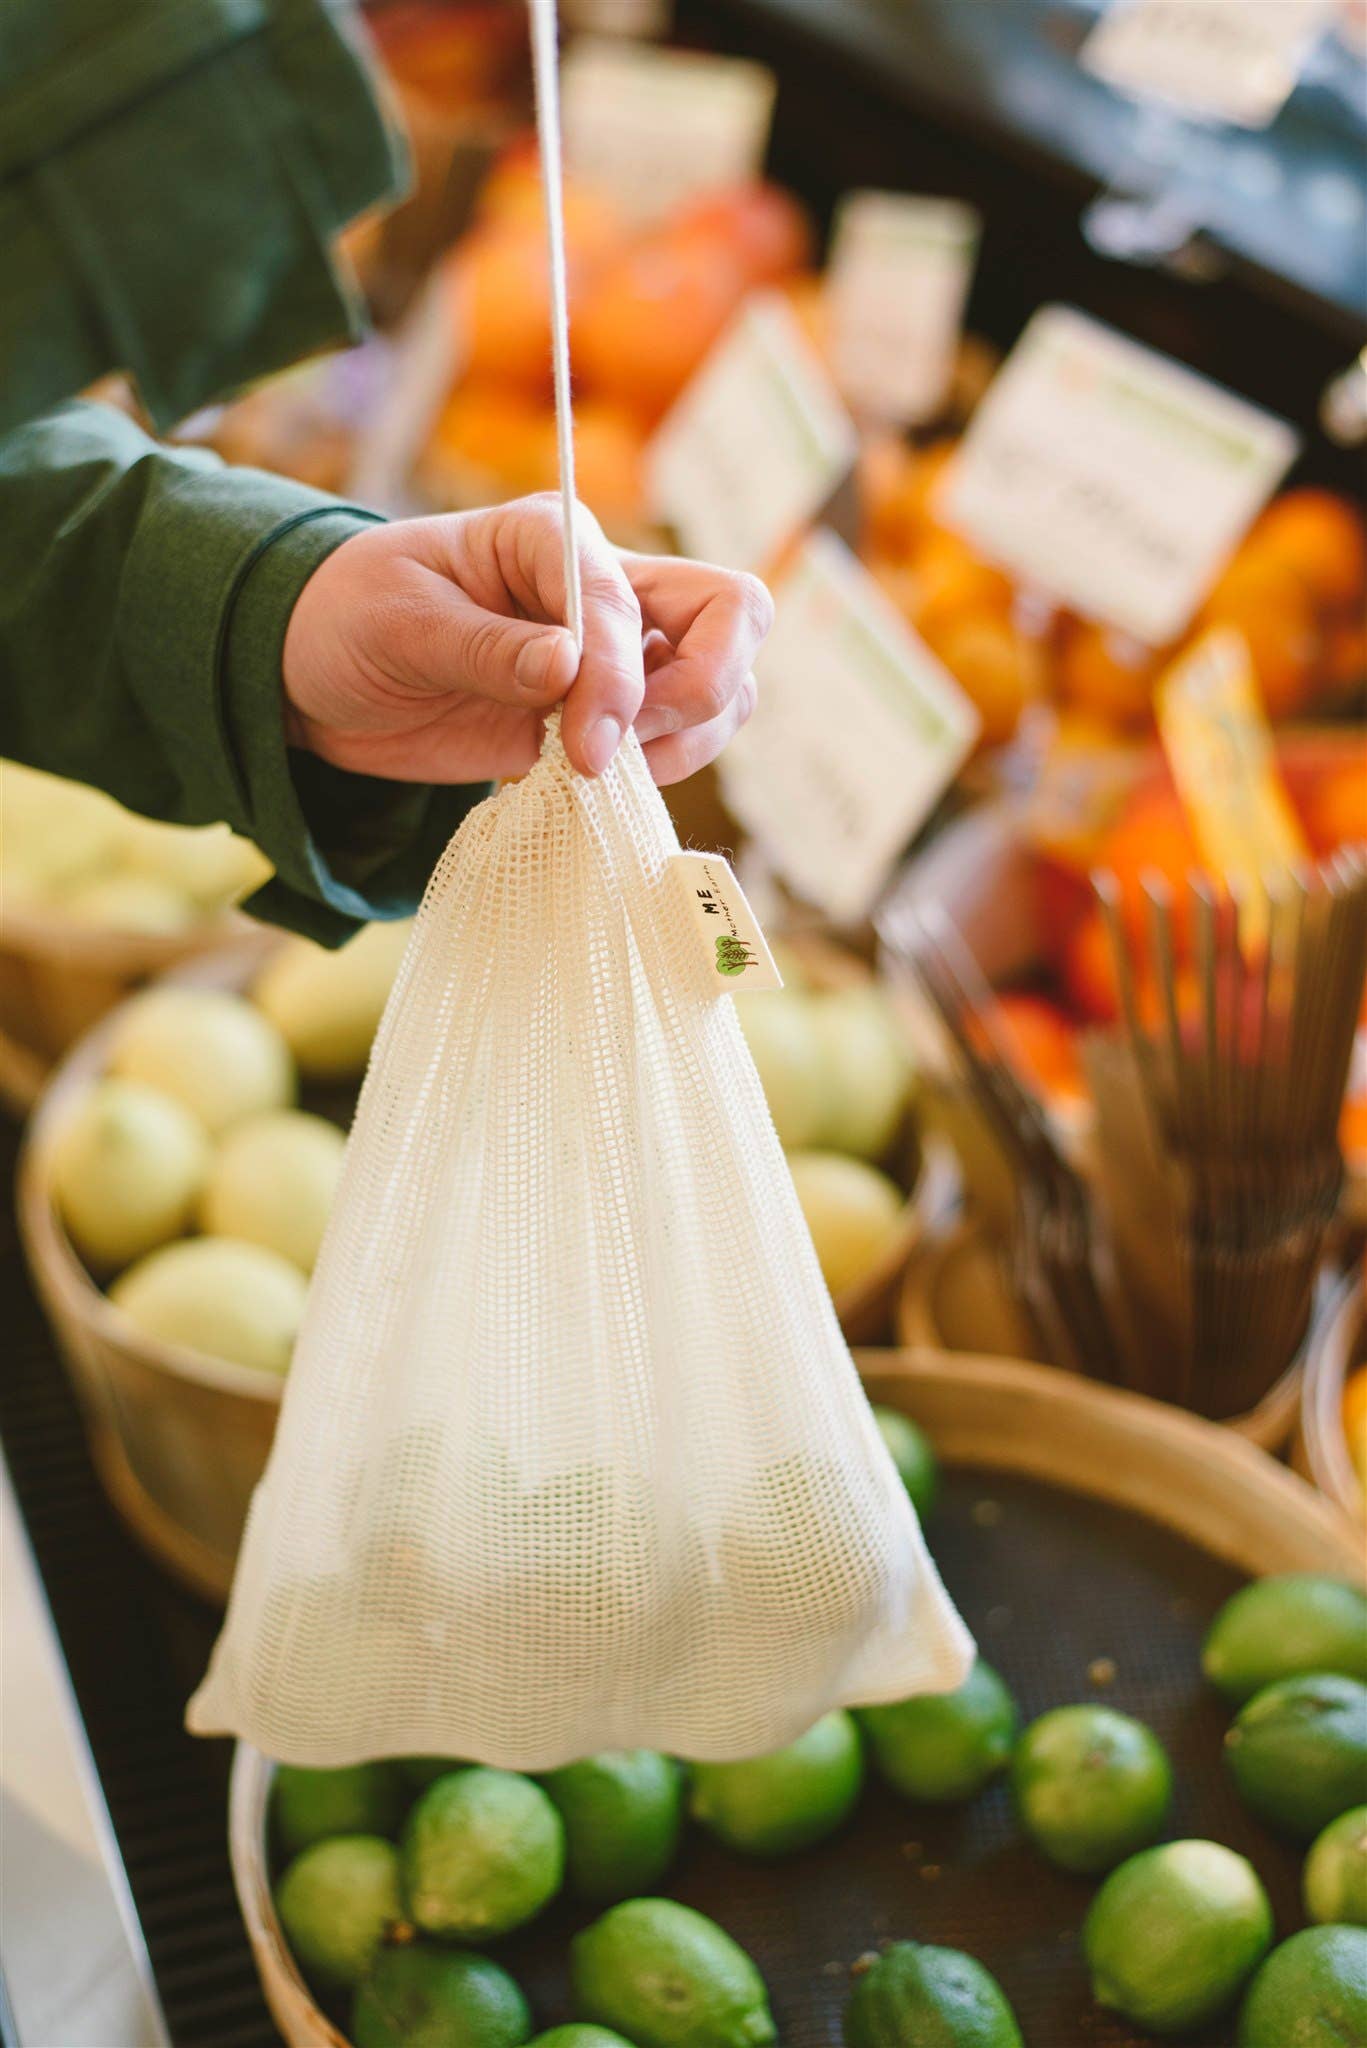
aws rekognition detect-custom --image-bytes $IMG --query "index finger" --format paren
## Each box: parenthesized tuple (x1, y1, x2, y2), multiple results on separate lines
(620, 554, 774, 722)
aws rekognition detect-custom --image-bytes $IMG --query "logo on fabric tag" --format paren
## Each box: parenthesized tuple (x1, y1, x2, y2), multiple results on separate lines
(668, 852, 784, 992)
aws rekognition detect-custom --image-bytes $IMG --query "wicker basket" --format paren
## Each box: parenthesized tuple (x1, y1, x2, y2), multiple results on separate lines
(1295, 1270, 1365, 1522)
(228, 1346, 1364, 2048)
(0, 905, 267, 1113)
(17, 947, 286, 1603)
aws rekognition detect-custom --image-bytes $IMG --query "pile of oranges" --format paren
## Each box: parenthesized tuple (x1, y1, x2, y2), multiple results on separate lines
(419, 142, 812, 533)
(860, 438, 1367, 748)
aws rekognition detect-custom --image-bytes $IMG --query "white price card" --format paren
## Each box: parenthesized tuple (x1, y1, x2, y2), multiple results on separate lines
(1081, 0, 1336, 129)
(942, 306, 1297, 647)
(648, 294, 859, 573)
(561, 40, 775, 223)
(719, 531, 981, 927)
(828, 192, 980, 426)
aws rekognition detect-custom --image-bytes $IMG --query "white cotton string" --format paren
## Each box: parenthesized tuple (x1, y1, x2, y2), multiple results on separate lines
(528, 0, 583, 655)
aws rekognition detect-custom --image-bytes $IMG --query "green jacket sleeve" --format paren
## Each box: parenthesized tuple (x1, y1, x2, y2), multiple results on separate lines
(0, 401, 486, 944)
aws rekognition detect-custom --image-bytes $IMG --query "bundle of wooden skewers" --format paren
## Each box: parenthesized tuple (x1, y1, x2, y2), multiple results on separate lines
(883, 848, 1367, 1423)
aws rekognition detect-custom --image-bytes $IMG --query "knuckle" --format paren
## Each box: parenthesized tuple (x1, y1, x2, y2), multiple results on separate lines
(733, 571, 775, 640)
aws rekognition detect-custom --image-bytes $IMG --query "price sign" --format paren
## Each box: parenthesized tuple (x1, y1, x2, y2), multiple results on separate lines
(719, 531, 980, 925)
(1155, 627, 1309, 934)
(942, 306, 1297, 646)
(827, 192, 980, 426)
(1081, 0, 1336, 128)
(561, 40, 775, 222)
(648, 294, 859, 573)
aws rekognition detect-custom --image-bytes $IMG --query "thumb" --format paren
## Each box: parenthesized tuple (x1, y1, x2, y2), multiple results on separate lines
(389, 570, 581, 709)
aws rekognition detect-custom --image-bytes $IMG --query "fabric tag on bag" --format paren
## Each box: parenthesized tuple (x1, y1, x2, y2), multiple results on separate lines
(1156, 625, 1309, 938)
(668, 851, 784, 992)
(942, 306, 1297, 645)
(1081, 0, 1335, 129)
(828, 192, 980, 426)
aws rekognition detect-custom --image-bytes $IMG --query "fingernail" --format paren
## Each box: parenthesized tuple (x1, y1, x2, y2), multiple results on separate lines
(582, 714, 623, 776)
(516, 632, 566, 697)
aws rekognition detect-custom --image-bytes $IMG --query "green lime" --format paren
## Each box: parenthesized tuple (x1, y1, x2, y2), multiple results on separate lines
(401, 1767, 564, 1940)
(352, 1945, 532, 2048)
(843, 1941, 1023, 2048)
(689, 1712, 863, 1857)
(570, 1897, 776, 2047)
(528, 2033, 637, 2047)
(1225, 1673, 1367, 1839)
(1304, 1804, 1367, 1925)
(1083, 1840, 1273, 2035)
(1010, 1705, 1172, 1874)
(1202, 1576, 1367, 1705)
(274, 1835, 402, 1992)
(871, 1406, 938, 1519)
(1237, 1925, 1367, 2048)
(401, 1757, 470, 1790)
(859, 1660, 1016, 1803)
(273, 1762, 406, 1857)
(540, 1751, 683, 1902)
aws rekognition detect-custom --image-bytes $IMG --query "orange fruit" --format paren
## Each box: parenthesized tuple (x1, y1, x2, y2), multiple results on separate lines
(1199, 554, 1323, 720)
(1062, 907, 1121, 1025)
(424, 379, 551, 497)
(912, 531, 1014, 634)
(921, 610, 1046, 748)
(1341, 1097, 1367, 1165)
(574, 233, 749, 424)
(1300, 758, 1367, 857)
(1057, 619, 1161, 730)
(1250, 488, 1367, 617)
(1342, 1367, 1367, 1492)
(1096, 781, 1202, 954)
(669, 181, 814, 288)
(992, 994, 1084, 1104)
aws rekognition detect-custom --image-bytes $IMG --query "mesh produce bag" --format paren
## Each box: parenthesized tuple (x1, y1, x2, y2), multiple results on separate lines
(188, 718, 973, 1767)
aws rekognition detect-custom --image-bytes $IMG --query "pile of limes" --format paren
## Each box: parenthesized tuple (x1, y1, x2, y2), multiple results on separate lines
(268, 1416, 1367, 2045)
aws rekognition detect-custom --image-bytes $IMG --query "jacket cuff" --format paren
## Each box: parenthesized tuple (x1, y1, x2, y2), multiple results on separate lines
(217, 502, 490, 946)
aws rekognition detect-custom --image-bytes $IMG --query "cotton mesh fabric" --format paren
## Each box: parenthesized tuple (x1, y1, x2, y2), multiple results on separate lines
(188, 721, 973, 1767)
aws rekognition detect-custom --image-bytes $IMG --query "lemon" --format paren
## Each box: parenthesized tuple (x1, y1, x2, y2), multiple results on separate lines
(109, 1235, 306, 1372)
(50, 1078, 210, 1272)
(860, 1660, 1016, 1803)
(64, 873, 195, 934)
(253, 920, 412, 1081)
(275, 1835, 401, 1991)
(1011, 1705, 1172, 1874)
(121, 817, 270, 909)
(734, 992, 825, 1149)
(352, 1946, 532, 2048)
(540, 1752, 683, 1903)
(689, 1711, 863, 1857)
(108, 987, 294, 1134)
(401, 1767, 563, 1940)
(1083, 1840, 1273, 2035)
(843, 1941, 1023, 2048)
(200, 1109, 345, 1273)
(273, 1762, 406, 1858)
(787, 1152, 905, 1298)
(1237, 1925, 1367, 2048)
(571, 1898, 775, 2047)
(1225, 1673, 1367, 1839)
(1203, 1577, 1367, 1704)
(1304, 1804, 1367, 1925)
(871, 1405, 937, 1518)
(808, 987, 914, 1160)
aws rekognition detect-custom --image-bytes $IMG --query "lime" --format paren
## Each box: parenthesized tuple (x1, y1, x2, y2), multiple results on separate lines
(1010, 1705, 1172, 1874)
(528, 2033, 637, 2047)
(871, 1406, 938, 1519)
(401, 1757, 470, 1790)
(689, 1712, 863, 1857)
(1225, 1673, 1367, 1839)
(540, 1752, 683, 1903)
(843, 1941, 1023, 2048)
(1202, 1576, 1367, 1704)
(1083, 1839, 1273, 2035)
(570, 1897, 776, 2047)
(1237, 1925, 1367, 2048)
(273, 1762, 406, 1857)
(352, 1945, 532, 2048)
(859, 1660, 1016, 1803)
(1304, 1804, 1367, 1925)
(274, 1835, 402, 1992)
(401, 1767, 564, 1940)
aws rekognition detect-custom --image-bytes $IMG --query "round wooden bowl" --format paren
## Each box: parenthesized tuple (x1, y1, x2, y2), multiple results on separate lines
(0, 904, 263, 1113)
(16, 943, 286, 1603)
(1295, 1269, 1365, 1522)
(228, 1347, 1362, 2048)
(895, 1219, 1307, 1453)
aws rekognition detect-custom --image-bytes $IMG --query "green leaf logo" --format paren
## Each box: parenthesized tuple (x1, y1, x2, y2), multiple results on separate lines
(715, 934, 755, 976)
